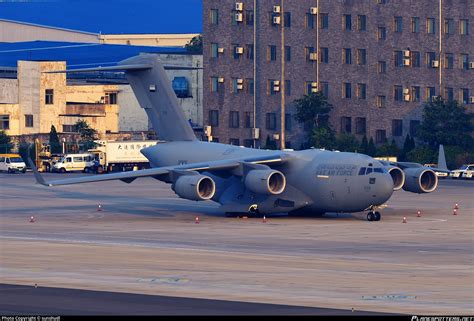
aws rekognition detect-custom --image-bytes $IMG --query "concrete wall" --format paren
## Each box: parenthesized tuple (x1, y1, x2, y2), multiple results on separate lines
(66, 84, 119, 103)
(0, 19, 99, 43)
(99, 34, 199, 47)
(0, 79, 19, 104)
(117, 85, 149, 132)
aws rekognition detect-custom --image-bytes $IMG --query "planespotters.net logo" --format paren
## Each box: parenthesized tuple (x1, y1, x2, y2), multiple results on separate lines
(412, 317, 474, 321)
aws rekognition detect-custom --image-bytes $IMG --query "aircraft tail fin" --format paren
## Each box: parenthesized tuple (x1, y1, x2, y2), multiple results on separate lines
(118, 54, 197, 142)
(438, 144, 448, 171)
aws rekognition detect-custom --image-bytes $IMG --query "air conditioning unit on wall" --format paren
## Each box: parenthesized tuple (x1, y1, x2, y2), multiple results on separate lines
(273, 16, 281, 25)
(310, 7, 318, 15)
(235, 13, 243, 22)
(273, 5, 281, 13)
(235, 2, 243, 11)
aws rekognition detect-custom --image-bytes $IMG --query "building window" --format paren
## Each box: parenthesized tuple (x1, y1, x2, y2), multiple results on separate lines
(268, 80, 280, 95)
(244, 112, 253, 128)
(210, 9, 219, 25)
(343, 83, 352, 99)
(305, 46, 315, 62)
(445, 87, 454, 101)
(411, 51, 421, 67)
(232, 79, 240, 94)
(356, 49, 366, 65)
(62, 125, 77, 133)
(229, 111, 239, 128)
(461, 54, 469, 70)
(444, 18, 455, 35)
(377, 95, 386, 108)
(25, 114, 33, 128)
(378, 61, 387, 74)
(411, 17, 420, 33)
(426, 87, 436, 102)
(246, 10, 254, 26)
(460, 88, 469, 104)
(394, 16, 403, 32)
(210, 77, 219, 93)
(268, 45, 277, 61)
(246, 78, 254, 95)
(376, 130, 387, 144)
(410, 120, 420, 137)
(269, 12, 279, 27)
(445, 53, 454, 69)
(210, 43, 219, 58)
(243, 139, 253, 148)
(343, 14, 352, 31)
(320, 47, 329, 63)
(320, 82, 329, 98)
(105, 92, 117, 104)
(212, 137, 219, 143)
(357, 15, 366, 31)
(411, 86, 420, 102)
(394, 50, 403, 67)
(246, 44, 254, 60)
(229, 138, 240, 146)
(460, 19, 469, 35)
(305, 81, 315, 95)
(45, 89, 54, 105)
(285, 113, 292, 131)
(343, 48, 352, 64)
(233, 44, 242, 60)
(266, 113, 276, 130)
(320, 13, 329, 29)
(394, 85, 403, 101)
(306, 13, 315, 29)
(284, 12, 291, 28)
(392, 119, 403, 137)
(377, 26, 386, 40)
(340, 117, 352, 134)
(285, 80, 291, 96)
(209, 110, 219, 127)
(426, 52, 437, 68)
(0, 115, 10, 130)
(357, 83, 367, 99)
(285, 46, 291, 61)
(355, 117, 366, 135)
(427, 18, 436, 34)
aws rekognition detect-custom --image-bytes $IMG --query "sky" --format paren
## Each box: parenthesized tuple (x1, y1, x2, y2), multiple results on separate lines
(0, 0, 202, 34)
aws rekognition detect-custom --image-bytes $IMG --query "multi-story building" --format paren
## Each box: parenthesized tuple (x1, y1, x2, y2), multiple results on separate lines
(203, 0, 473, 149)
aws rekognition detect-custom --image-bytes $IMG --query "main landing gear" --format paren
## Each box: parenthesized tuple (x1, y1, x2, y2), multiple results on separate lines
(367, 211, 381, 222)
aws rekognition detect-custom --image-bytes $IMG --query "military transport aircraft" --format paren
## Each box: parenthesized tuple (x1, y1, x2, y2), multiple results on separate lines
(30, 54, 441, 221)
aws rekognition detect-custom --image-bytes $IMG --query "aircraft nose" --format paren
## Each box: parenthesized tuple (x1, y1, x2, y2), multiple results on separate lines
(378, 173, 394, 203)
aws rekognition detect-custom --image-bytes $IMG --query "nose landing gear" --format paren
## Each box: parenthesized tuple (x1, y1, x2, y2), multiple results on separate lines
(367, 211, 381, 221)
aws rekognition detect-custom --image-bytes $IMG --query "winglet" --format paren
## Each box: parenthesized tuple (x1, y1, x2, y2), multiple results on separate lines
(438, 144, 448, 171)
(27, 157, 50, 186)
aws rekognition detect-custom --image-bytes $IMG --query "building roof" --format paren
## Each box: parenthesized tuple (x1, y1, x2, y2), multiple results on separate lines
(0, 0, 202, 34)
(0, 41, 188, 68)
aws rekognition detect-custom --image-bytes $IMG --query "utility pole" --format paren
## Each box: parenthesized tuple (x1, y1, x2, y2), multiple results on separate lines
(253, 0, 258, 148)
(280, 0, 286, 150)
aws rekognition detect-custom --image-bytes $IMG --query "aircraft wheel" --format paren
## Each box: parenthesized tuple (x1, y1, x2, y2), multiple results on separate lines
(59, 168, 66, 173)
(367, 212, 375, 221)
(374, 212, 381, 221)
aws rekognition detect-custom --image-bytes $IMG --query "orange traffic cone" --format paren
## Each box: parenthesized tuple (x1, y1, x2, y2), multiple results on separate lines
(195, 216, 200, 224)
(402, 216, 407, 223)
(454, 203, 459, 210)
(29, 216, 35, 223)
(97, 204, 103, 212)
(453, 209, 457, 215)
(262, 215, 267, 223)
(417, 210, 422, 217)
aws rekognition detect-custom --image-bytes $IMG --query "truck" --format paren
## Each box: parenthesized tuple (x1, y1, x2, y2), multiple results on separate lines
(86, 140, 159, 173)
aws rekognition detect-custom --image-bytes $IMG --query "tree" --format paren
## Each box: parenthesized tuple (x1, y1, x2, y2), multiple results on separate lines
(367, 137, 377, 157)
(264, 135, 277, 150)
(49, 125, 62, 154)
(311, 126, 336, 150)
(406, 146, 435, 165)
(359, 135, 368, 155)
(377, 139, 399, 157)
(294, 92, 333, 133)
(0, 130, 12, 153)
(400, 134, 415, 161)
(75, 120, 98, 151)
(418, 97, 474, 150)
(335, 133, 359, 152)
(185, 35, 203, 54)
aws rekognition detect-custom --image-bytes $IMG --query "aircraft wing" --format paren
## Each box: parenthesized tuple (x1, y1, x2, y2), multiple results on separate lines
(28, 153, 289, 187)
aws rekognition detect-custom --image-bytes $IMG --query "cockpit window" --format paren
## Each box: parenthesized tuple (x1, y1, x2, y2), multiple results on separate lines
(366, 168, 373, 174)
(358, 167, 366, 175)
(374, 168, 383, 173)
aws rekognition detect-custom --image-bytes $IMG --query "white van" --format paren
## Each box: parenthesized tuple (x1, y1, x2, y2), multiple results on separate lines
(0, 154, 27, 173)
(52, 153, 94, 173)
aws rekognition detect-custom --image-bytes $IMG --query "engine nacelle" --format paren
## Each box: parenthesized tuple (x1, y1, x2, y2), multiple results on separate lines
(386, 166, 405, 191)
(402, 168, 438, 193)
(173, 174, 216, 201)
(244, 169, 286, 195)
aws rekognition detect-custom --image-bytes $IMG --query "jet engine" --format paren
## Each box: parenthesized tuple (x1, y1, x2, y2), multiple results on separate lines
(402, 168, 438, 193)
(386, 166, 405, 191)
(173, 174, 216, 201)
(244, 169, 286, 195)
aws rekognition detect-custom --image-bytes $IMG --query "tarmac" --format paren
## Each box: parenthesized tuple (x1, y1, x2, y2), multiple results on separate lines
(0, 172, 473, 315)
